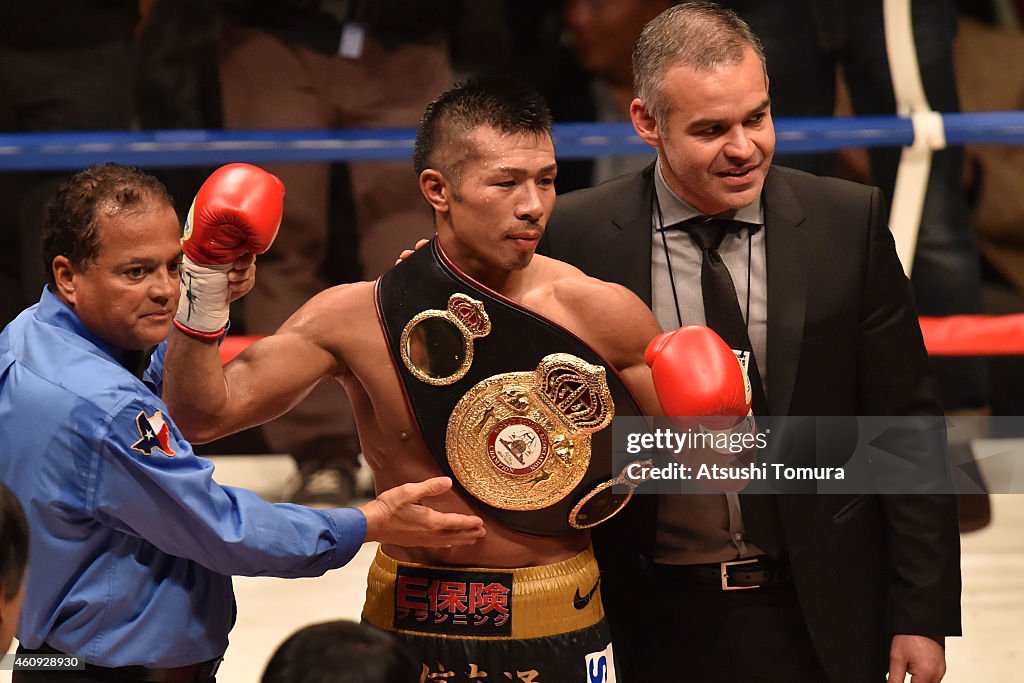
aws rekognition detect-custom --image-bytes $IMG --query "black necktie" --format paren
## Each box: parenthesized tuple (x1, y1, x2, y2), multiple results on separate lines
(677, 217, 781, 556)
(677, 217, 769, 417)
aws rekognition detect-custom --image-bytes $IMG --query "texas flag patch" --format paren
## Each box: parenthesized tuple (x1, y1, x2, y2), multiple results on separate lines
(131, 410, 176, 456)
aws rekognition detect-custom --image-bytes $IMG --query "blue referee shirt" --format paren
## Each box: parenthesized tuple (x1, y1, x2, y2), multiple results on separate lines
(0, 289, 367, 668)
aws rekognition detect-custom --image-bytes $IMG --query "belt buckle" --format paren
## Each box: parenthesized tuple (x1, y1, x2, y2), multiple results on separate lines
(721, 558, 759, 591)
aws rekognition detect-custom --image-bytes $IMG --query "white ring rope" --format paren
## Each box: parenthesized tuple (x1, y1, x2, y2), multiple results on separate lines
(884, 0, 944, 277)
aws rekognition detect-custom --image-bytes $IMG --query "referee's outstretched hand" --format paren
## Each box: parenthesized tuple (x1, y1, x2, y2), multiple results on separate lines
(359, 476, 486, 548)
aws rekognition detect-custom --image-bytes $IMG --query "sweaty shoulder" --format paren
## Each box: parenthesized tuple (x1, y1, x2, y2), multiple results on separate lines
(553, 266, 653, 324)
(536, 255, 623, 300)
(534, 255, 661, 364)
(276, 280, 379, 356)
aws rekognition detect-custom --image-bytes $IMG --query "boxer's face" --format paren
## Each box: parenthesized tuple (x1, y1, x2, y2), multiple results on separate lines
(635, 47, 774, 215)
(58, 201, 182, 350)
(435, 126, 557, 278)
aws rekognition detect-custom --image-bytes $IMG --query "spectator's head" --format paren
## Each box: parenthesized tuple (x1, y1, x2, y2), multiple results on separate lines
(630, 2, 774, 215)
(261, 620, 419, 683)
(42, 163, 181, 351)
(413, 78, 556, 277)
(563, 0, 675, 84)
(0, 483, 29, 653)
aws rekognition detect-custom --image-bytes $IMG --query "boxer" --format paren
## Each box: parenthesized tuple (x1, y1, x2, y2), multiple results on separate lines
(164, 78, 748, 681)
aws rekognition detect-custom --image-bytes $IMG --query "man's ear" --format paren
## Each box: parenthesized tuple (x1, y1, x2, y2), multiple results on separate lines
(630, 98, 661, 148)
(51, 256, 77, 304)
(419, 169, 451, 214)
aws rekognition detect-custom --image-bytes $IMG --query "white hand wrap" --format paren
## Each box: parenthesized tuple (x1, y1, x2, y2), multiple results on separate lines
(703, 411, 758, 456)
(175, 255, 231, 336)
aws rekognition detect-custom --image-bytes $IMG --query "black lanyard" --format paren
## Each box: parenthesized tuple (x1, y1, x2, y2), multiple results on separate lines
(652, 189, 754, 333)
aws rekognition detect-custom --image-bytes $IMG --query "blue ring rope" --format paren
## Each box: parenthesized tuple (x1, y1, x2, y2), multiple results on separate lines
(0, 112, 1021, 171)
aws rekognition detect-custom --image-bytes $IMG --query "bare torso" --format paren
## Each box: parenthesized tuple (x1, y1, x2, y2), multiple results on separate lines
(321, 279, 588, 567)
(312, 255, 659, 568)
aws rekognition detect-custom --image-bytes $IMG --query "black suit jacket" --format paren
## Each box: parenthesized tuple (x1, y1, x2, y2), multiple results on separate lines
(542, 163, 962, 683)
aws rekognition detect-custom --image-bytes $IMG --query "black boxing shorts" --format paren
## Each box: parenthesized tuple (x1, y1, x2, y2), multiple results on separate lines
(362, 546, 619, 682)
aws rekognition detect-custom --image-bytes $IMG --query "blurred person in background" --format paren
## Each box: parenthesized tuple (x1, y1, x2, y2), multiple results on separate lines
(0, 1, 144, 329)
(217, 0, 459, 506)
(544, 0, 674, 190)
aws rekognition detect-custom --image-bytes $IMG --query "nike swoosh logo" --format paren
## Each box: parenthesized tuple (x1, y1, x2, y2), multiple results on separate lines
(573, 576, 601, 610)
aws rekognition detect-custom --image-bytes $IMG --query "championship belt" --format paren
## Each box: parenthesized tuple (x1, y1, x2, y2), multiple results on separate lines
(376, 239, 645, 536)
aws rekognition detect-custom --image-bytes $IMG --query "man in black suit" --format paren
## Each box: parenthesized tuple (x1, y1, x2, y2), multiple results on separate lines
(542, 3, 961, 682)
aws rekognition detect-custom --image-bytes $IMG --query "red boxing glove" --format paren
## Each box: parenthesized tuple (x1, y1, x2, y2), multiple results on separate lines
(175, 164, 284, 339)
(182, 163, 284, 265)
(645, 325, 752, 430)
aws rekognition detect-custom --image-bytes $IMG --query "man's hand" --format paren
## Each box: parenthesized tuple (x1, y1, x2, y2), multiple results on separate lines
(888, 634, 946, 682)
(227, 253, 256, 302)
(394, 238, 430, 265)
(360, 476, 486, 548)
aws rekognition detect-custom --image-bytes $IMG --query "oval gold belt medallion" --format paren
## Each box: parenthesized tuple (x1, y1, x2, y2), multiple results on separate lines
(447, 353, 615, 510)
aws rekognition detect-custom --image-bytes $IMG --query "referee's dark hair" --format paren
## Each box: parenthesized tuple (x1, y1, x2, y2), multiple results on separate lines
(262, 620, 418, 683)
(41, 163, 174, 288)
(0, 483, 29, 598)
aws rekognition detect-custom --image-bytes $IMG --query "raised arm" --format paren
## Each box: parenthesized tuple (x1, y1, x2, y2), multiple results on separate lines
(165, 308, 341, 443)
(162, 163, 336, 443)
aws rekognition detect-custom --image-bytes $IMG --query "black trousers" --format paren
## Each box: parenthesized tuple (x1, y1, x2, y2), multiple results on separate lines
(629, 571, 828, 682)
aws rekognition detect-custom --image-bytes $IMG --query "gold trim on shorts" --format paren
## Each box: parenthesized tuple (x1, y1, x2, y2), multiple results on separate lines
(363, 545, 604, 640)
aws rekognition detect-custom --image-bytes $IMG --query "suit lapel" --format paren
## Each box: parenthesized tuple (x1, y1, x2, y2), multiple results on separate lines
(604, 162, 657, 305)
(763, 169, 809, 416)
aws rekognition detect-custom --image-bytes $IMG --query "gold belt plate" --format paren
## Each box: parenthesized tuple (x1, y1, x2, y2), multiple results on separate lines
(446, 353, 615, 510)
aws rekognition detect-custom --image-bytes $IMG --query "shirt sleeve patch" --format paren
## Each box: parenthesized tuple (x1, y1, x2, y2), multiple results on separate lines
(131, 410, 177, 456)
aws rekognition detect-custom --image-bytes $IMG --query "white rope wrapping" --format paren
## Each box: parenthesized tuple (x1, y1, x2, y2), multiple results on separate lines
(891, 111, 947, 273)
(175, 255, 231, 334)
(883, 0, 949, 277)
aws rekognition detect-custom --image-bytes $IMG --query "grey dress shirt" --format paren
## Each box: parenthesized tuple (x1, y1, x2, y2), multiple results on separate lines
(649, 158, 769, 564)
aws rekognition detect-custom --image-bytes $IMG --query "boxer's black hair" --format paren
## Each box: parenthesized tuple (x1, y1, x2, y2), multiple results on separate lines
(42, 163, 174, 287)
(413, 76, 553, 184)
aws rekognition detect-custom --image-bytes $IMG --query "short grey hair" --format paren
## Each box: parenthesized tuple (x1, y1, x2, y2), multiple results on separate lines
(633, 2, 766, 128)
